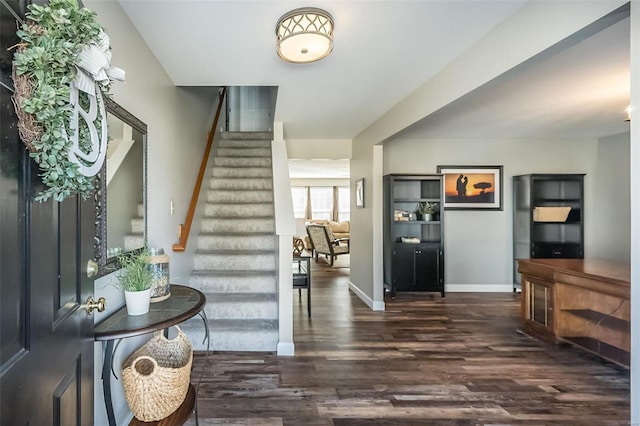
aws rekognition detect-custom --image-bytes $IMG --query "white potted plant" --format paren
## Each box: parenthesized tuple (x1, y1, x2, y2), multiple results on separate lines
(115, 249, 153, 315)
(415, 202, 439, 221)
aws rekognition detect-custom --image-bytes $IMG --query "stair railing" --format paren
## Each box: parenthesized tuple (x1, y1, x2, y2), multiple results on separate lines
(172, 87, 227, 252)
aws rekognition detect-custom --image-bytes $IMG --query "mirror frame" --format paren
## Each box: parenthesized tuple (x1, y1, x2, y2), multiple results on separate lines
(94, 97, 148, 278)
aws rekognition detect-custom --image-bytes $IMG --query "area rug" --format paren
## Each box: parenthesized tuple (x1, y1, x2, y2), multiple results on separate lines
(313, 254, 350, 268)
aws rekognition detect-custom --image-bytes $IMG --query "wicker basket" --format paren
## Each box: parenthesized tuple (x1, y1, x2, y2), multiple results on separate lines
(122, 326, 193, 422)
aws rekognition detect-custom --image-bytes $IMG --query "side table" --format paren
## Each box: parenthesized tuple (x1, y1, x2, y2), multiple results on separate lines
(293, 251, 312, 317)
(94, 285, 207, 426)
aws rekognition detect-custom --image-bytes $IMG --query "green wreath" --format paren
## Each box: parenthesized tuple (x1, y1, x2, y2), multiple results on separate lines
(12, 0, 118, 202)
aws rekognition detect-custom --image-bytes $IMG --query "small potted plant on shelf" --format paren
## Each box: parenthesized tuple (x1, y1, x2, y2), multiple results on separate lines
(415, 202, 439, 221)
(114, 249, 153, 316)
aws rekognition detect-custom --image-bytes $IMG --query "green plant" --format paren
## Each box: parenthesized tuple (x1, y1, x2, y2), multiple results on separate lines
(415, 202, 438, 215)
(12, 0, 112, 201)
(114, 250, 153, 292)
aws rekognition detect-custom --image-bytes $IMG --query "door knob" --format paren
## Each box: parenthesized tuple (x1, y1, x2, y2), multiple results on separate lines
(86, 296, 107, 314)
(87, 259, 99, 278)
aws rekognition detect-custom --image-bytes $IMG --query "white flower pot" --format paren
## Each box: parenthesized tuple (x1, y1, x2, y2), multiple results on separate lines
(124, 289, 151, 316)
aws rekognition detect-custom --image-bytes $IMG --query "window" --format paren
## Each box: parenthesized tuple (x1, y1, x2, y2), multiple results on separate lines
(291, 186, 350, 221)
(291, 187, 307, 218)
(309, 187, 333, 220)
(338, 187, 350, 222)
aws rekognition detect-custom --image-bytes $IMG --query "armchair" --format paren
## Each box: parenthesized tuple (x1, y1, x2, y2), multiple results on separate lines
(306, 224, 350, 266)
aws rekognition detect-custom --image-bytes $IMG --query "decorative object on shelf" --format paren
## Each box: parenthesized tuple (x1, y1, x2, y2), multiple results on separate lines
(276, 7, 334, 63)
(394, 210, 411, 221)
(122, 326, 193, 422)
(148, 248, 171, 302)
(113, 248, 153, 315)
(400, 237, 420, 244)
(293, 237, 305, 255)
(415, 201, 438, 221)
(11, 0, 125, 202)
(533, 206, 571, 222)
(437, 165, 503, 210)
(356, 178, 365, 208)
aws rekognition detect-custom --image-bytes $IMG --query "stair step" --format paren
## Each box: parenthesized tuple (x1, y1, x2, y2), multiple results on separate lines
(197, 233, 275, 251)
(221, 131, 273, 141)
(218, 139, 271, 149)
(137, 203, 144, 217)
(124, 234, 144, 252)
(190, 270, 277, 293)
(200, 293, 278, 320)
(209, 178, 273, 190)
(207, 189, 273, 203)
(214, 156, 272, 168)
(212, 167, 272, 178)
(180, 318, 278, 351)
(217, 147, 271, 158)
(131, 218, 144, 234)
(193, 251, 276, 271)
(200, 217, 274, 233)
(204, 202, 273, 218)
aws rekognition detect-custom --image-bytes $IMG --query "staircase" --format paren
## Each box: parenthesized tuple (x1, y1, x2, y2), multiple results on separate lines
(181, 131, 279, 351)
(123, 203, 144, 252)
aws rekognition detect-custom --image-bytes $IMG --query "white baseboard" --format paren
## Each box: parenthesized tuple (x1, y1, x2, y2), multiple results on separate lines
(349, 281, 385, 311)
(277, 342, 295, 356)
(446, 284, 513, 292)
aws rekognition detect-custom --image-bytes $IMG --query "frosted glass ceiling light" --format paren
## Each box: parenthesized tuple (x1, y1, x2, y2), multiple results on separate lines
(276, 7, 334, 63)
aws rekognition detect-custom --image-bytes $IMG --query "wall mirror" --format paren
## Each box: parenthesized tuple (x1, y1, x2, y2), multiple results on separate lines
(95, 97, 147, 277)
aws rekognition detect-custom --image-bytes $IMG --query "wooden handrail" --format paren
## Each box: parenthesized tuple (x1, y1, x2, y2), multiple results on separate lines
(172, 87, 227, 252)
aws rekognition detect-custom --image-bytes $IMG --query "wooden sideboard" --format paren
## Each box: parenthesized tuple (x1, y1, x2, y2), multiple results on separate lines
(517, 258, 630, 367)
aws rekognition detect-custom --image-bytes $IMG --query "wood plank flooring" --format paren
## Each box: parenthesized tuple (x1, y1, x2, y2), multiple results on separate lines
(186, 258, 630, 425)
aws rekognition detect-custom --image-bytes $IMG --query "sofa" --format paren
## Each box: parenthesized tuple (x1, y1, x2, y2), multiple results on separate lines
(303, 220, 350, 251)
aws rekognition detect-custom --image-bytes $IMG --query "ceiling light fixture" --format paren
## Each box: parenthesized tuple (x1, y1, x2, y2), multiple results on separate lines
(625, 105, 631, 122)
(276, 7, 334, 63)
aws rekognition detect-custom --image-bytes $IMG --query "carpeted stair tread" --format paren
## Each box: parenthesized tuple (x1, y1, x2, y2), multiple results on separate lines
(186, 130, 277, 352)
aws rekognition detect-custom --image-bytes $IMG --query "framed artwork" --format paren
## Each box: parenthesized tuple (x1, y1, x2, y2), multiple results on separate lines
(355, 178, 364, 208)
(437, 165, 503, 210)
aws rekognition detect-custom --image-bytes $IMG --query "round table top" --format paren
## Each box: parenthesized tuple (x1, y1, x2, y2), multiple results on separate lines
(94, 284, 206, 341)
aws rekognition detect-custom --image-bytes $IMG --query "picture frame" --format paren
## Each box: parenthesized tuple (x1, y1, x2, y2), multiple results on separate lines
(355, 178, 365, 208)
(437, 165, 503, 210)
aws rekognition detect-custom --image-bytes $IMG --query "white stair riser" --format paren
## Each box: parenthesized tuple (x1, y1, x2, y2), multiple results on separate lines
(204, 203, 273, 217)
(209, 178, 273, 190)
(217, 147, 271, 158)
(189, 274, 277, 293)
(137, 203, 144, 217)
(197, 235, 275, 251)
(214, 157, 272, 167)
(193, 253, 276, 271)
(207, 190, 273, 203)
(200, 218, 274, 233)
(212, 167, 272, 178)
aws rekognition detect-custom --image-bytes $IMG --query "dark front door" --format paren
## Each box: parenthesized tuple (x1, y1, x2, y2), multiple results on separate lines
(1, 2, 95, 424)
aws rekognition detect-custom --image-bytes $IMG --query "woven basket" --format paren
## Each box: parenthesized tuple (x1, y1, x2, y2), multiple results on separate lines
(122, 326, 193, 422)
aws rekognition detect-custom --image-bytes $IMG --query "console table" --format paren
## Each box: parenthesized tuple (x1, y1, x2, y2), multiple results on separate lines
(517, 258, 630, 367)
(95, 285, 207, 425)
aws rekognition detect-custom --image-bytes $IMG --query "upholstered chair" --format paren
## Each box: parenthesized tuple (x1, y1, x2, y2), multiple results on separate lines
(306, 224, 350, 266)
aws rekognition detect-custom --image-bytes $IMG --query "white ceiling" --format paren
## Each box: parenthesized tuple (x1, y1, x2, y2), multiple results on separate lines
(117, 1, 630, 176)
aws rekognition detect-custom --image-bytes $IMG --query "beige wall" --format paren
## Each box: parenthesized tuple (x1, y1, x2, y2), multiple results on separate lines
(349, 0, 627, 305)
(86, 1, 216, 424)
(382, 136, 631, 288)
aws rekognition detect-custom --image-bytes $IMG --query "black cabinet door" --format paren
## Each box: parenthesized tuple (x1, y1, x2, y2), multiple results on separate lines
(415, 247, 439, 291)
(393, 244, 416, 291)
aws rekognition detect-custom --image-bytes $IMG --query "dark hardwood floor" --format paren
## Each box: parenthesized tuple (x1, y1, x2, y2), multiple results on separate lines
(187, 257, 630, 425)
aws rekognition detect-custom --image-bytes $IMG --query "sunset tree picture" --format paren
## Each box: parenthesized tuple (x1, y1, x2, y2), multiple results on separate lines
(437, 166, 503, 210)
